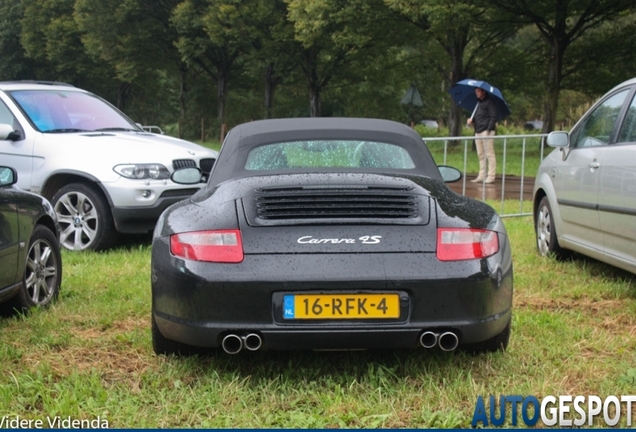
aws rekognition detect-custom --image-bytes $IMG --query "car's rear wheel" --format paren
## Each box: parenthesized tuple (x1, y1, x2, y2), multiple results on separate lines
(535, 196, 567, 259)
(52, 183, 117, 251)
(3, 225, 62, 313)
(461, 317, 511, 354)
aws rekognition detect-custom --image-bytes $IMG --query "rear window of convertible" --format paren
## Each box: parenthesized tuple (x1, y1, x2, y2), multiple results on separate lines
(244, 140, 416, 170)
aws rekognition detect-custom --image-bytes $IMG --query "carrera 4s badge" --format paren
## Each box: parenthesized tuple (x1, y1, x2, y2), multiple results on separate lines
(297, 235, 382, 244)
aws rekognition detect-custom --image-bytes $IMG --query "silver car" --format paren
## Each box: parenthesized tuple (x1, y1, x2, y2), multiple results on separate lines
(533, 78, 636, 274)
(0, 81, 218, 251)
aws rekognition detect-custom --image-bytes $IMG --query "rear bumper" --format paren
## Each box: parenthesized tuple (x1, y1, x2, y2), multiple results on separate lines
(153, 312, 512, 351)
(151, 235, 513, 350)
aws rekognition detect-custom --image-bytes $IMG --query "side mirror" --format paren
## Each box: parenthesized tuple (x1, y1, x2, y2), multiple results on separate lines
(171, 167, 202, 185)
(0, 124, 21, 141)
(0, 166, 17, 186)
(546, 131, 569, 148)
(438, 165, 462, 183)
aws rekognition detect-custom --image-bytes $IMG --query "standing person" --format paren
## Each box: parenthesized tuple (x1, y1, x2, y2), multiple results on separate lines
(467, 88, 498, 183)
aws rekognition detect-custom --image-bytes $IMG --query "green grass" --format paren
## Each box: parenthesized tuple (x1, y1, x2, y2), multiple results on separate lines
(1, 216, 635, 428)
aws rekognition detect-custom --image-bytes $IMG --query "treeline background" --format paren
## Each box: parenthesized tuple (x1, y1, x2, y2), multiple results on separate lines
(2, 0, 636, 140)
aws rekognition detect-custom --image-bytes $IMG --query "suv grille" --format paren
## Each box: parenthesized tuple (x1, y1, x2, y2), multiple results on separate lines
(173, 158, 215, 174)
(200, 158, 215, 174)
(254, 186, 418, 220)
(173, 159, 196, 170)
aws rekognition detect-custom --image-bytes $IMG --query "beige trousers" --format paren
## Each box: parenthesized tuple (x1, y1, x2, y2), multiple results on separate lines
(475, 130, 496, 180)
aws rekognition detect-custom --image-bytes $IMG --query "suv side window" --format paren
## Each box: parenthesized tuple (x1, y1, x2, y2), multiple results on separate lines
(570, 89, 629, 148)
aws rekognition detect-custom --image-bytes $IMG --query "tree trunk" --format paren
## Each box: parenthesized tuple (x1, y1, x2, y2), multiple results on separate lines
(309, 85, 321, 117)
(444, 27, 468, 143)
(449, 104, 463, 138)
(116, 83, 131, 111)
(178, 68, 187, 139)
(301, 48, 323, 117)
(264, 63, 276, 119)
(541, 37, 565, 135)
(217, 67, 229, 123)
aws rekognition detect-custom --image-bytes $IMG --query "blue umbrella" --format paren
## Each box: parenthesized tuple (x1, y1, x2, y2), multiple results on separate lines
(448, 79, 511, 120)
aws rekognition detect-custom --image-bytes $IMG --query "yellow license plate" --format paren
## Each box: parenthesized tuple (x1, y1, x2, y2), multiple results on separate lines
(283, 294, 400, 319)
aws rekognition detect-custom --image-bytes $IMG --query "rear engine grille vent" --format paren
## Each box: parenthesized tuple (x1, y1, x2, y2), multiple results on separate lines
(199, 158, 215, 174)
(172, 159, 196, 170)
(254, 186, 418, 220)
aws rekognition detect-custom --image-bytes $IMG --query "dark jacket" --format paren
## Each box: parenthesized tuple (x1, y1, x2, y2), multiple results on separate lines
(473, 95, 497, 133)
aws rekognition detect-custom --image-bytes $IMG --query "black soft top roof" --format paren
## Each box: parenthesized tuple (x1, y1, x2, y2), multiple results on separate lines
(208, 117, 441, 185)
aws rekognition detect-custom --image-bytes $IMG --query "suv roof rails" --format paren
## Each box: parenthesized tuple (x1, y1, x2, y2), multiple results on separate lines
(0, 80, 75, 87)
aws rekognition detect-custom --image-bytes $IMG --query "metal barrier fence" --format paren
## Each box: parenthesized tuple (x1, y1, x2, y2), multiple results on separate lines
(423, 134, 549, 217)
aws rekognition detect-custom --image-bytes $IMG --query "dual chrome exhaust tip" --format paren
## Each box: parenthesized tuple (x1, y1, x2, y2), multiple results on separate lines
(419, 330, 459, 351)
(221, 332, 263, 354)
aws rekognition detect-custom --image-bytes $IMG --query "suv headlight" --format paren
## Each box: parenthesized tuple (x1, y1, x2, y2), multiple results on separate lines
(114, 164, 170, 180)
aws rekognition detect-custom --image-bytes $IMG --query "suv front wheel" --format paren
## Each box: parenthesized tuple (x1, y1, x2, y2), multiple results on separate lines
(52, 183, 116, 251)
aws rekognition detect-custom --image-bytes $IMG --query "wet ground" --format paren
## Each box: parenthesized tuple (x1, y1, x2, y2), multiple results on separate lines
(448, 174, 535, 201)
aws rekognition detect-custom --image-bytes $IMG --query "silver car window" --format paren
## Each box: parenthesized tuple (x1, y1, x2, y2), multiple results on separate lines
(570, 89, 629, 148)
(9, 90, 135, 133)
(245, 140, 416, 170)
(618, 92, 636, 143)
(0, 100, 21, 133)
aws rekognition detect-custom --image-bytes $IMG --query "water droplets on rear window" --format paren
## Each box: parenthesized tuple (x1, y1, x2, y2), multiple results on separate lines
(244, 140, 415, 170)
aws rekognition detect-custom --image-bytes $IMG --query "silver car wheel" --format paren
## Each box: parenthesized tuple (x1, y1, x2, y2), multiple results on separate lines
(25, 238, 59, 305)
(536, 202, 552, 256)
(55, 190, 99, 250)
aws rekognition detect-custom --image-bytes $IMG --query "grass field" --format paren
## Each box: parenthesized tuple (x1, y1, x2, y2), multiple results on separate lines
(1, 213, 635, 428)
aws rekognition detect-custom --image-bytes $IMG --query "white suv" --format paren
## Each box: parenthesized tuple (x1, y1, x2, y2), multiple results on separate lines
(0, 81, 218, 251)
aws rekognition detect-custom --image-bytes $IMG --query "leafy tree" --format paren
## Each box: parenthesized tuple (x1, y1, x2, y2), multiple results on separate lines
(239, 0, 293, 119)
(0, 1, 38, 80)
(172, 0, 264, 125)
(385, 0, 518, 138)
(20, 0, 108, 85)
(285, 0, 399, 117)
(486, 0, 635, 133)
(9, 0, 636, 135)
(565, 13, 636, 96)
(339, 46, 429, 122)
(76, 0, 182, 81)
(75, 0, 191, 133)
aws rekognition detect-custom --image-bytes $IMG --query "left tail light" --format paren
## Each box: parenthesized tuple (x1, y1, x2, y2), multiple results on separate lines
(170, 230, 243, 263)
(436, 228, 499, 261)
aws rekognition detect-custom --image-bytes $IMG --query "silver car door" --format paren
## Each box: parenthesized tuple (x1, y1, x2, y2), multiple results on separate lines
(556, 88, 629, 250)
(598, 93, 636, 269)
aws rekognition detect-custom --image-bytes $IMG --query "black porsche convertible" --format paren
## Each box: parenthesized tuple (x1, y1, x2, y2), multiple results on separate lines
(151, 118, 513, 355)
